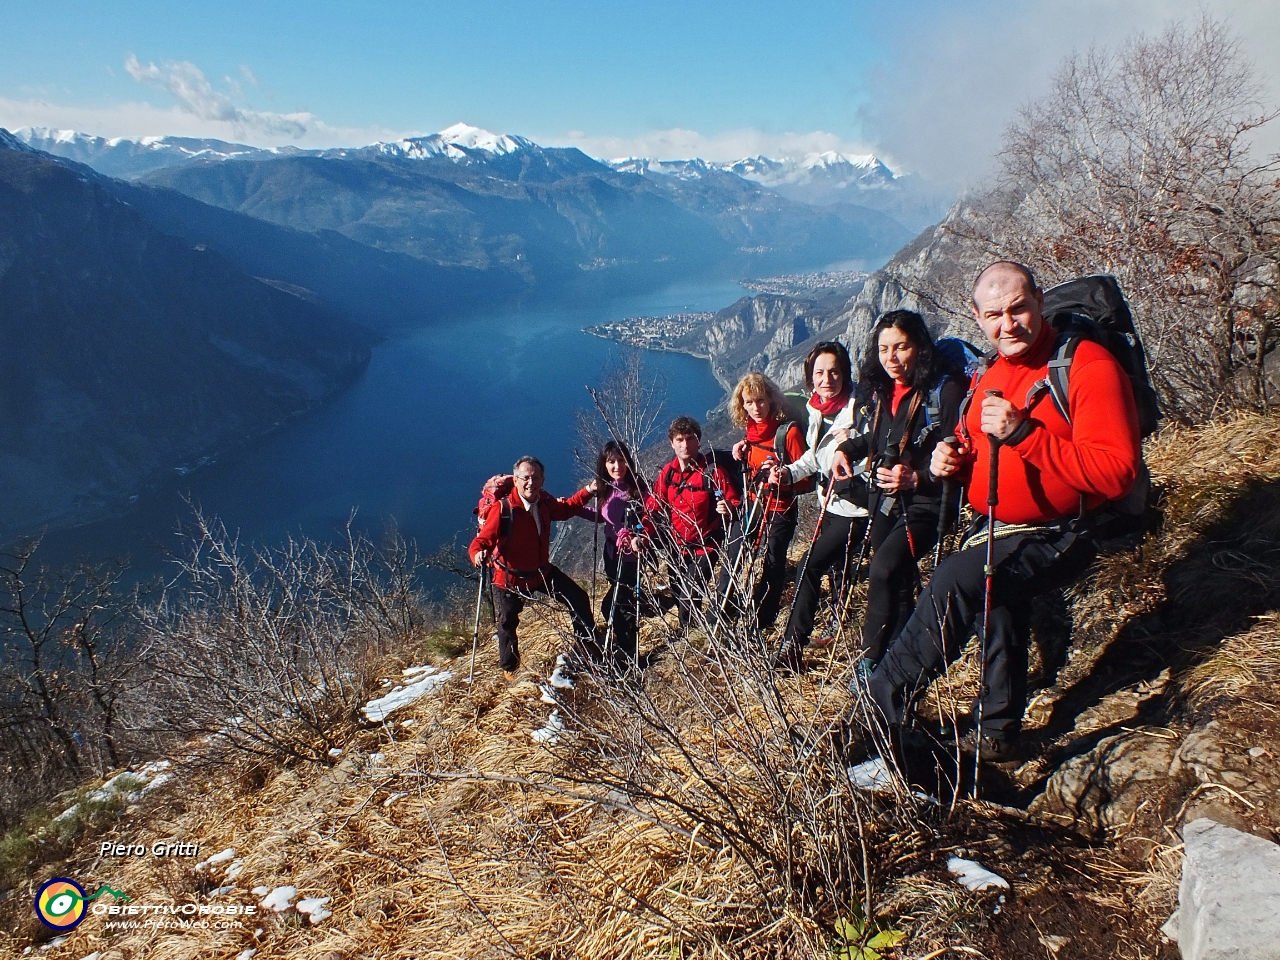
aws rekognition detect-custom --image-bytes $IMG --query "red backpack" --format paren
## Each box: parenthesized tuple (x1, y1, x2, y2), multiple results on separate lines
(474, 474, 515, 539)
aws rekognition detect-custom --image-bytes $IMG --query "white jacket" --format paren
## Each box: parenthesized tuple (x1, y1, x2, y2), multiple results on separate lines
(786, 398, 869, 519)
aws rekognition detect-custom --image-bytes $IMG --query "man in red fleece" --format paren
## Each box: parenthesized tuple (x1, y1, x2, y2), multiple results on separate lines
(864, 261, 1141, 761)
(647, 416, 742, 630)
(470, 456, 599, 678)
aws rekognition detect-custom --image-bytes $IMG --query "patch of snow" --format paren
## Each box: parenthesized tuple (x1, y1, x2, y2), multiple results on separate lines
(223, 860, 244, 881)
(40, 938, 68, 951)
(847, 757, 894, 791)
(236, 950, 257, 960)
(259, 885, 297, 912)
(548, 655, 575, 690)
(196, 847, 235, 871)
(539, 684, 558, 705)
(362, 666, 452, 722)
(368, 752, 385, 765)
(251, 885, 270, 896)
(297, 895, 332, 924)
(328, 748, 343, 758)
(400, 718, 416, 728)
(208, 885, 236, 897)
(78, 953, 100, 960)
(531, 710, 565, 745)
(948, 857, 1010, 892)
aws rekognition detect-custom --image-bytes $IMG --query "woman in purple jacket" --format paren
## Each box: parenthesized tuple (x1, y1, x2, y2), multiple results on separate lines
(582, 441, 646, 667)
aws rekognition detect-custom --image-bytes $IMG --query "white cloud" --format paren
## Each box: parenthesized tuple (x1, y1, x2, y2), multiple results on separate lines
(859, 0, 1280, 187)
(0, 95, 407, 150)
(124, 54, 309, 139)
(547, 126, 883, 165)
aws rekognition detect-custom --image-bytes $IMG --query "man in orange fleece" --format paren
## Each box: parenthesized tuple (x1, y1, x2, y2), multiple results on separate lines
(864, 261, 1142, 761)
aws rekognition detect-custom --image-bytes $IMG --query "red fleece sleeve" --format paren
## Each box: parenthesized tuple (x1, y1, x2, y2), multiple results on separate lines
(468, 504, 502, 564)
(1010, 343, 1140, 500)
(547, 487, 592, 522)
(715, 465, 742, 509)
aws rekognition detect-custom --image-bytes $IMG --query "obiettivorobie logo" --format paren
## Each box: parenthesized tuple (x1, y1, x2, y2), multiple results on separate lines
(34, 878, 130, 930)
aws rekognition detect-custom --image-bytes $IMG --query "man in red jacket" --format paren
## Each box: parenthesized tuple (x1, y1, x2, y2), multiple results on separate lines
(863, 261, 1141, 762)
(470, 456, 599, 678)
(647, 416, 741, 630)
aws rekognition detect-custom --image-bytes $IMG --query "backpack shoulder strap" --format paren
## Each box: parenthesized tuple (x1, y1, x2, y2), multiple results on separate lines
(498, 500, 513, 542)
(1023, 332, 1076, 423)
(774, 422, 795, 464)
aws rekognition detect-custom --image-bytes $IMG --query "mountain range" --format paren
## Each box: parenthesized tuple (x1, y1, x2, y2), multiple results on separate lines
(0, 122, 928, 538)
(16, 123, 948, 232)
(0, 139, 373, 537)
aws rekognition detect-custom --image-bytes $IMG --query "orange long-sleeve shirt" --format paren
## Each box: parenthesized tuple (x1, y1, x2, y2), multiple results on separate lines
(954, 324, 1141, 525)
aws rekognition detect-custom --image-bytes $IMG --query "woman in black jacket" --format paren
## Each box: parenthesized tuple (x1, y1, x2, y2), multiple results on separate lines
(835, 310, 966, 671)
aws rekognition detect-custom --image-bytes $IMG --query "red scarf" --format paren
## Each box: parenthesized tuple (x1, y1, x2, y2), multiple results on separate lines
(890, 381, 912, 416)
(745, 417, 781, 446)
(809, 388, 851, 417)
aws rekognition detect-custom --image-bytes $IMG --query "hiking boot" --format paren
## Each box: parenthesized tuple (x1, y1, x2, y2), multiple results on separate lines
(770, 643, 805, 674)
(956, 730, 1021, 763)
(503, 670, 517, 682)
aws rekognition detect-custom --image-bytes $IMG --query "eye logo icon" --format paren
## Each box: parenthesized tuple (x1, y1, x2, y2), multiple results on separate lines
(35, 878, 128, 930)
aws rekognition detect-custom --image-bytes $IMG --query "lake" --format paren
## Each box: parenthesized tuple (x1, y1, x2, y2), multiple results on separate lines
(34, 277, 750, 586)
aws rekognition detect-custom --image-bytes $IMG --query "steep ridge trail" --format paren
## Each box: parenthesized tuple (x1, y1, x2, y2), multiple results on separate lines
(5, 413, 1279, 959)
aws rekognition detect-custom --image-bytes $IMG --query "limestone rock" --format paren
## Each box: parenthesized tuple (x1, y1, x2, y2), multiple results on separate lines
(1178, 818, 1280, 959)
(1030, 731, 1178, 837)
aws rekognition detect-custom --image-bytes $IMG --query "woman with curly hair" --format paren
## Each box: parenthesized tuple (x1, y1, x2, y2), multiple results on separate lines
(714, 372, 809, 632)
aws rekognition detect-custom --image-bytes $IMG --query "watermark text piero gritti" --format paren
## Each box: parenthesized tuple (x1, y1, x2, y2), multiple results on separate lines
(100, 840, 200, 857)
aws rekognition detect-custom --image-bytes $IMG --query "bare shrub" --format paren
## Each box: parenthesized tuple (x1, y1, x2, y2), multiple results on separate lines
(900, 17, 1280, 420)
(0, 540, 142, 822)
(138, 510, 427, 765)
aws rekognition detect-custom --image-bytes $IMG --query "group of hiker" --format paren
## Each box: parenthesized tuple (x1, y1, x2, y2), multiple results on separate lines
(469, 260, 1147, 767)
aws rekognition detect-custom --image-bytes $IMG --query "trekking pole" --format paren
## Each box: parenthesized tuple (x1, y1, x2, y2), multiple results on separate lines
(779, 470, 838, 645)
(467, 562, 488, 684)
(973, 391, 1002, 797)
(715, 468, 768, 629)
(591, 490, 600, 607)
(933, 435, 958, 569)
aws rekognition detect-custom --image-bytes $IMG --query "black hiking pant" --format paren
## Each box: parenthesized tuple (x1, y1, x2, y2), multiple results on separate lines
(861, 513, 938, 663)
(712, 504, 798, 632)
(601, 549, 639, 665)
(671, 548, 717, 630)
(867, 525, 1097, 739)
(782, 512, 868, 650)
(493, 564, 597, 672)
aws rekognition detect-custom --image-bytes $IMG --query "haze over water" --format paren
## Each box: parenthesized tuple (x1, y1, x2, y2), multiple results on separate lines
(36, 277, 750, 586)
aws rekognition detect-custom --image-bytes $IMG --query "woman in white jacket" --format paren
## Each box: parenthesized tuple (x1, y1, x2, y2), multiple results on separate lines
(771, 340, 870, 670)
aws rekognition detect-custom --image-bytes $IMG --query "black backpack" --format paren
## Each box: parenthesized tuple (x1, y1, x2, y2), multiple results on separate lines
(1038, 275, 1161, 437)
(1033, 275, 1158, 539)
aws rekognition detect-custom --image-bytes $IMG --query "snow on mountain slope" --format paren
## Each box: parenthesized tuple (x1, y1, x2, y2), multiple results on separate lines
(374, 123, 534, 160)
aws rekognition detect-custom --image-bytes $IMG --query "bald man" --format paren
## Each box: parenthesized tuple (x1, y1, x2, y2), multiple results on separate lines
(861, 261, 1142, 766)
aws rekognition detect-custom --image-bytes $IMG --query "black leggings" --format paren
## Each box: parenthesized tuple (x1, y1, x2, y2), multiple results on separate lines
(601, 549, 639, 664)
(869, 527, 1097, 738)
(861, 514, 938, 662)
(712, 504, 798, 631)
(783, 512, 868, 648)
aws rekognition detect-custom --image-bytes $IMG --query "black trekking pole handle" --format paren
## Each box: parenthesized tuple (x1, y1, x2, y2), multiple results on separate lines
(985, 390, 1002, 508)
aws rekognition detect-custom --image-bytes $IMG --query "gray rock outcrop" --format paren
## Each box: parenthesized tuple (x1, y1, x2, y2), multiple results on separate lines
(1177, 818, 1280, 960)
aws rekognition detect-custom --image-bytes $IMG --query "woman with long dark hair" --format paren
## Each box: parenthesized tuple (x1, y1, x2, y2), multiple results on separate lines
(581, 440, 646, 666)
(841, 310, 966, 673)
(770, 340, 869, 670)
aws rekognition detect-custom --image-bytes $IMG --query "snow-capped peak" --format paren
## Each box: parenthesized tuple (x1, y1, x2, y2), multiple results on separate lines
(376, 123, 534, 162)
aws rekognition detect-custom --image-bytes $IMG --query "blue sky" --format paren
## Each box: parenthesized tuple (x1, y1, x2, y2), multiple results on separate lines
(2, 0, 1276, 182)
